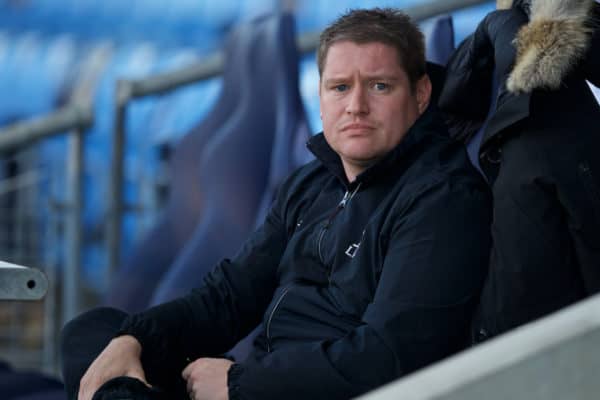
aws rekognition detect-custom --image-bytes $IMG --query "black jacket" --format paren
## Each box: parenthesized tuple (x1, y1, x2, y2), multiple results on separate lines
(439, 0, 600, 342)
(119, 109, 491, 399)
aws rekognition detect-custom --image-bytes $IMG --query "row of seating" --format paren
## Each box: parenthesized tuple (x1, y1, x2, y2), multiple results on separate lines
(0, 0, 254, 47)
(1, 0, 489, 47)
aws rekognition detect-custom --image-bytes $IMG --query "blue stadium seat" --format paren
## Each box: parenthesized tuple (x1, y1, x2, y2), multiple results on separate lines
(422, 14, 455, 66)
(79, 42, 159, 287)
(122, 49, 222, 255)
(238, 0, 281, 21)
(299, 54, 321, 134)
(104, 39, 244, 311)
(106, 13, 309, 320)
(0, 32, 77, 124)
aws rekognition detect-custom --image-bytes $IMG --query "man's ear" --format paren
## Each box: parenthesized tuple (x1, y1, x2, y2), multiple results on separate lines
(415, 74, 432, 115)
(318, 79, 323, 119)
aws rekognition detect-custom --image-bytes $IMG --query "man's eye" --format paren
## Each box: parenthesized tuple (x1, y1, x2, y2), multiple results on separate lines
(373, 82, 388, 91)
(334, 84, 348, 92)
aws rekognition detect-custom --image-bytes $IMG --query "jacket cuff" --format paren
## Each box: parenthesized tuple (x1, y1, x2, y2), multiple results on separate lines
(116, 315, 173, 384)
(116, 314, 161, 354)
(227, 363, 244, 400)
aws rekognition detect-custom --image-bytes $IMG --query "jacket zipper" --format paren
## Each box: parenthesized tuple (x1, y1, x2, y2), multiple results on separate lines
(317, 189, 351, 264)
(266, 285, 293, 353)
(317, 183, 362, 271)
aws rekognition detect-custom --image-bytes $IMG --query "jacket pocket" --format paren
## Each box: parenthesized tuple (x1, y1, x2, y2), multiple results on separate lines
(264, 284, 293, 353)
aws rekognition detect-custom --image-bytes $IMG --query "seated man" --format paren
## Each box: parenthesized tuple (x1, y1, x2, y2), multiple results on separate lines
(63, 8, 492, 400)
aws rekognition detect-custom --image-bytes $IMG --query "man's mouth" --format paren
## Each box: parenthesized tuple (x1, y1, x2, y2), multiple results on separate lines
(342, 123, 375, 132)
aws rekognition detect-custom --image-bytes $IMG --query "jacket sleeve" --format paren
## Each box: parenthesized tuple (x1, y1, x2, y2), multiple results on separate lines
(438, 13, 496, 141)
(117, 172, 299, 382)
(228, 177, 492, 400)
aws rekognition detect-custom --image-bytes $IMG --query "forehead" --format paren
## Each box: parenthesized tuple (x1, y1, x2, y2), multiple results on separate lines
(322, 41, 404, 77)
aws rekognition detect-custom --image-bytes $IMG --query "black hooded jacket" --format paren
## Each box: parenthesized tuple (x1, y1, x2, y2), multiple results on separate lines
(439, 0, 600, 342)
(117, 109, 491, 399)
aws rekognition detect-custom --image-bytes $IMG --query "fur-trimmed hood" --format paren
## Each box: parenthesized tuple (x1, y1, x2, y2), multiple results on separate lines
(505, 0, 597, 93)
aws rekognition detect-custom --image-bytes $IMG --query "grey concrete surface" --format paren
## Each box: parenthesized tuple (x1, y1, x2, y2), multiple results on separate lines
(359, 294, 600, 400)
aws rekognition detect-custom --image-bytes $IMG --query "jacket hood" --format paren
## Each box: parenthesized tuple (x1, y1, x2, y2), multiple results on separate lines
(507, 0, 596, 93)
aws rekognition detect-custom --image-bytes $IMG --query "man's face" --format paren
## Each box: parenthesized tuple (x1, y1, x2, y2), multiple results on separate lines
(319, 41, 431, 181)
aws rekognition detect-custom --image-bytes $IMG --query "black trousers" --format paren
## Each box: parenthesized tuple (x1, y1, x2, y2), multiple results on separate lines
(60, 307, 187, 400)
(0, 358, 65, 400)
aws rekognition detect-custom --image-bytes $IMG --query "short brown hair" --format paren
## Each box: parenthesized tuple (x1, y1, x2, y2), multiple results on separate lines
(317, 8, 426, 90)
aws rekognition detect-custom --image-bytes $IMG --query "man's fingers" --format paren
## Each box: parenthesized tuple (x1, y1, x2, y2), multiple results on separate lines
(182, 361, 193, 380)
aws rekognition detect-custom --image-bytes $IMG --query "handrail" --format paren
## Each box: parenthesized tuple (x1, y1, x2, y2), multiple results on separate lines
(106, 0, 491, 279)
(0, 104, 93, 153)
(0, 102, 93, 323)
(0, 260, 48, 300)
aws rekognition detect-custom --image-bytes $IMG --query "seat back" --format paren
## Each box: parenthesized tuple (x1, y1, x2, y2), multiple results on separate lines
(107, 13, 308, 314)
(424, 15, 455, 66)
(150, 13, 308, 305)
(105, 24, 245, 311)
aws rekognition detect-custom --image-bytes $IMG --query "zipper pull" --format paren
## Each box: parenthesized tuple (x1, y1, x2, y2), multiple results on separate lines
(339, 190, 351, 208)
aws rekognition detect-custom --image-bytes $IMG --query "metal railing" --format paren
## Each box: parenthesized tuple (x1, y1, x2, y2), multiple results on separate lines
(0, 260, 48, 300)
(0, 102, 93, 324)
(106, 0, 491, 280)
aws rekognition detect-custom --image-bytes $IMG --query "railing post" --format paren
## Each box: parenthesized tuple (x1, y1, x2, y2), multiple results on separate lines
(62, 125, 84, 324)
(107, 80, 131, 283)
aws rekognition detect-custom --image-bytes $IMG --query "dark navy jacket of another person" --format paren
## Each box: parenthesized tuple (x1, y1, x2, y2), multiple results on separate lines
(439, 0, 600, 342)
(117, 107, 492, 399)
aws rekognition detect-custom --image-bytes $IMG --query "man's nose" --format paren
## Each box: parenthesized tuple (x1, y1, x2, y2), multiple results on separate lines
(346, 86, 369, 115)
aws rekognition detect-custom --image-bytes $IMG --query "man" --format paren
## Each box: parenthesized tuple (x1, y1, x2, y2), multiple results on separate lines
(63, 8, 491, 400)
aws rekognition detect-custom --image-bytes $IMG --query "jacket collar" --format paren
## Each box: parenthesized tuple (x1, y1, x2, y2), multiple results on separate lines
(306, 108, 445, 188)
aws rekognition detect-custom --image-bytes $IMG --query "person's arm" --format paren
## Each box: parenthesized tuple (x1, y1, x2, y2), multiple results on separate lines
(78, 167, 309, 399)
(118, 181, 295, 379)
(228, 176, 492, 400)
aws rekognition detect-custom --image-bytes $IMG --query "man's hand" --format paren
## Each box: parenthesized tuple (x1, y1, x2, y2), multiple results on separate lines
(182, 358, 233, 400)
(78, 335, 148, 400)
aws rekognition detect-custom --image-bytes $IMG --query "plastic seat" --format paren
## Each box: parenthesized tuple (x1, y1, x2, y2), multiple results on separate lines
(423, 15, 455, 66)
(106, 13, 309, 318)
(299, 54, 322, 135)
(103, 24, 245, 311)
(77, 43, 159, 287)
